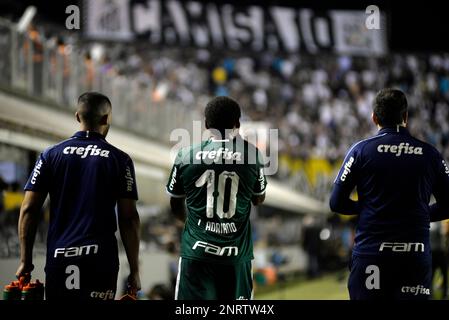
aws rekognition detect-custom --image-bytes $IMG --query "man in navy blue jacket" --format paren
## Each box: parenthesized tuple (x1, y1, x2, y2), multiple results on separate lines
(16, 92, 141, 300)
(330, 88, 449, 300)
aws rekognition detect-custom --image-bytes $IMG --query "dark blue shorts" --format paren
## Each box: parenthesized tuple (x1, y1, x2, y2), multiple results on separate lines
(348, 254, 432, 300)
(44, 258, 119, 301)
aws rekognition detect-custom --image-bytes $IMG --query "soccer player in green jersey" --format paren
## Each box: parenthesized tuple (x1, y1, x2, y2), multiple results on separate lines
(166, 96, 267, 300)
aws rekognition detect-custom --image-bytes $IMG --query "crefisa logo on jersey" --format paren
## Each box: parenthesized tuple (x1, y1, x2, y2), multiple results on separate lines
(195, 148, 242, 162)
(377, 143, 423, 156)
(90, 290, 115, 300)
(401, 285, 430, 296)
(30, 159, 43, 184)
(258, 168, 265, 190)
(443, 160, 449, 176)
(340, 156, 354, 182)
(125, 166, 134, 192)
(169, 167, 177, 191)
(63, 145, 110, 158)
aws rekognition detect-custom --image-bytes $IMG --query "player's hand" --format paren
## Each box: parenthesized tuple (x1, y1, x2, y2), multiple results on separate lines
(15, 262, 34, 281)
(126, 272, 141, 297)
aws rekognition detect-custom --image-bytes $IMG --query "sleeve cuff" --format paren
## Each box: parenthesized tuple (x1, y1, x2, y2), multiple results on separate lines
(165, 187, 186, 198)
(252, 190, 266, 196)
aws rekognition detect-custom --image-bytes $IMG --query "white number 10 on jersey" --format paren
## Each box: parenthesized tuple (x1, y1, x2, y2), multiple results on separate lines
(195, 170, 239, 219)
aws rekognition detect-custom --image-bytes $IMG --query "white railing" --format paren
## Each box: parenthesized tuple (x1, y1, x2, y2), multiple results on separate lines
(0, 17, 201, 143)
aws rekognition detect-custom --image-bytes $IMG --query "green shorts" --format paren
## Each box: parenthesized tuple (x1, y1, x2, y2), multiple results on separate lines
(175, 257, 253, 300)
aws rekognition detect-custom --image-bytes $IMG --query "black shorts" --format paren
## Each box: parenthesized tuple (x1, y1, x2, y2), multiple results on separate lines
(175, 257, 253, 300)
(44, 258, 119, 301)
(348, 254, 432, 300)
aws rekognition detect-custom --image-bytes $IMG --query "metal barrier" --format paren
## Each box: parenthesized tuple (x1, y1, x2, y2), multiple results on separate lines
(0, 18, 201, 143)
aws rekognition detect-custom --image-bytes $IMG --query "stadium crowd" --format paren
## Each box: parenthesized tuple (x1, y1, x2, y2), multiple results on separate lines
(121, 50, 449, 198)
(64, 43, 449, 200)
(88, 44, 449, 164)
(2, 20, 449, 200)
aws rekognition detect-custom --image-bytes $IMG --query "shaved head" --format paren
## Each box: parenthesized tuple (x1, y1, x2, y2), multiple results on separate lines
(76, 92, 112, 135)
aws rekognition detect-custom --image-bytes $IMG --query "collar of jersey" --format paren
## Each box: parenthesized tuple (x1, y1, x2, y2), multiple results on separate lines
(378, 126, 410, 135)
(72, 131, 106, 140)
(208, 134, 239, 143)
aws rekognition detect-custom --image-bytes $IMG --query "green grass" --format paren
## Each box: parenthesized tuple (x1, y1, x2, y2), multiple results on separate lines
(254, 271, 449, 300)
(254, 274, 350, 300)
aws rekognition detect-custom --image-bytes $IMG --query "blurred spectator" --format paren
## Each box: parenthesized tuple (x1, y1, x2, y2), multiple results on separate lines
(3, 181, 23, 212)
(23, 24, 43, 95)
(166, 240, 179, 293)
(0, 176, 8, 230)
(55, 37, 71, 106)
(0, 181, 23, 257)
(147, 283, 173, 300)
(301, 216, 321, 279)
(83, 52, 95, 91)
(430, 221, 448, 299)
(0, 176, 7, 212)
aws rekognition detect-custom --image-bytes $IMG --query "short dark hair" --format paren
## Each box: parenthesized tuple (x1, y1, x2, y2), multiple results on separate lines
(77, 92, 111, 127)
(373, 88, 408, 127)
(204, 96, 241, 134)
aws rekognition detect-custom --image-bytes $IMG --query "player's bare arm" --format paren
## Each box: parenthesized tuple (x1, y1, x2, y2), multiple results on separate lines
(16, 191, 46, 278)
(251, 193, 265, 206)
(117, 198, 142, 293)
(170, 197, 186, 222)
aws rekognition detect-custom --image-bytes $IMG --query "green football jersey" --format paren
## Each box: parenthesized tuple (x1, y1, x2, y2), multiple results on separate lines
(166, 135, 267, 265)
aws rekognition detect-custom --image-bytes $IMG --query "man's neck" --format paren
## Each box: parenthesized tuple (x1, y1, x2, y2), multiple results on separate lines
(79, 126, 105, 136)
(208, 128, 239, 141)
(378, 123, 406, 130)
